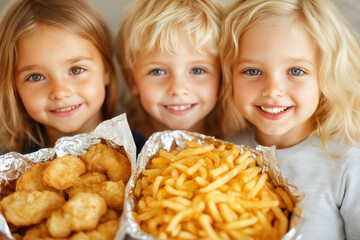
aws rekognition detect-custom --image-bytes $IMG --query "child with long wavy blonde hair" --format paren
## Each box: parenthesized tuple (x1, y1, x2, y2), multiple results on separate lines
(220, 0, 360, 239)
(0, 0, 118, 153)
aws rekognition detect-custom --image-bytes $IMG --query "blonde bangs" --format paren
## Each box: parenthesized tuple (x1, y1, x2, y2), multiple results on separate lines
(118, 0, 222, 70)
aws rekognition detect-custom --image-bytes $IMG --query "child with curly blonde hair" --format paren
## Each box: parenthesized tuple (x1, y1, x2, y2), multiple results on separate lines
(220, 0, 360, 239)
(116, 0, 223, 140)
(0, 0, 118, 153)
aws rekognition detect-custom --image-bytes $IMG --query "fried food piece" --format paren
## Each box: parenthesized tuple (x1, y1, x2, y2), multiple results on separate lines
(47, 192, 107, 238)
(65, 172, 107, 197)
(46, 209, 72, 238)
(0, 190, 65, 226)
(16, 162, 54, 192)
(74, 171, 108, 185)
(43, 155, 86, 190)
(11, 233, 22, 240)
(69, 232, 89, 240)
(66, 180, 125, 211)
(87, 220, 119, 240)
(64, 192, 107, 231)
(82, 143, 131, 182)
(99, 209, 119, 223)
(23, 222, 68, 240)
(94, 180, 125, 211)
(23, 222, 50, 240)
(69, 220, 119, 240)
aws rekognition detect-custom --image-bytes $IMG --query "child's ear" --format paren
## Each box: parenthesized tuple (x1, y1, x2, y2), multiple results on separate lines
(121, 67, 139, 96)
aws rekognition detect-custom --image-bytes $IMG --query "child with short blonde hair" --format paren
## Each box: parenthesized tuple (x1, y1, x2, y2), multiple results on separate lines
(220, 0, 360, 239)
(116, 0, 223, 139)
(0, 0, 118, 153)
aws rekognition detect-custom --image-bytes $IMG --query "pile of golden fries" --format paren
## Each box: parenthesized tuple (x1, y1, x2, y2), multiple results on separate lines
(133, 140, 294, 240)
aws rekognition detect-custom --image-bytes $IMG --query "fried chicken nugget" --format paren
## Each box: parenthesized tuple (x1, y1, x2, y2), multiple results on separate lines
(82, 143, 131, 182)
(43, 155, 86, 190)
(99, 209, 119, 223)
(64, 192, 107, 231)
(46, 209, 72, 238)
(47, 192, 107, 238)
(16, 162, 54, 192)
(65, 172, 108, 197)
(92, 219, 119, 239)
(69, 220, 119, 240)
(23, 222, 55, 240)
(69, 232, 89, 240)
(0, 190, 65, 226)
(11, 233, 22, 240)
(74, 171, 108, 185)
(93, 180, 125, 211)
(66, 180, 125, 211)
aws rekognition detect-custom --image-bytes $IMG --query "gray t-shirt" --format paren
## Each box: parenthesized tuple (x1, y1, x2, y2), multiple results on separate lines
(228, 129, 360, 240)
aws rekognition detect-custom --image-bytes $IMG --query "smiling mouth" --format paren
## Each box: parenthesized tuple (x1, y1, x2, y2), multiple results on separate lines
(53, 104, 81, 112)
(259, 106, 289, 114)
(165, 104, 194, 111)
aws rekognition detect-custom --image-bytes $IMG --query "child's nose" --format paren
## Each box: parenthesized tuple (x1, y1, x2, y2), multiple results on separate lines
(48, 79, 73, 100)
(261, 75, 285, 98)
(167, 75, 189, 96)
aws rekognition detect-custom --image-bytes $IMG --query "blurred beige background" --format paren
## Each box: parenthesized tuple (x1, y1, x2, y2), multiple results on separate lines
(1, 0, 360, 37)
(94, 0, 360, 36)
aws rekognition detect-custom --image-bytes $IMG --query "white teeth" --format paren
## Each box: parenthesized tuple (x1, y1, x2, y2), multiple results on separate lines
(167, 104, 192, 111)
(260, 106, 287, 114)
(55, 104, 80, 112)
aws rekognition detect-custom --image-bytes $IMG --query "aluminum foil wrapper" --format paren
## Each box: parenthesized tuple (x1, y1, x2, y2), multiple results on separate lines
(119, 130, 304, 240)
(0, 113, 136, 240)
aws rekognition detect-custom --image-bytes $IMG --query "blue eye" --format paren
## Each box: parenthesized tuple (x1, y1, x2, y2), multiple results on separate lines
(150, 69, 164, 76)
(191, 68, 205, 74)
(244, 69, 261, 75)
(289, 68, 305, 76)
(27, 73, 44, 82)
(71, 67, 85, 75)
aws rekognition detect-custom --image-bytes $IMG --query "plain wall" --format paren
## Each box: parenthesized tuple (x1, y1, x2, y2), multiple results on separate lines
(89, 0, 360, 37)
(1, 0, 359, 37)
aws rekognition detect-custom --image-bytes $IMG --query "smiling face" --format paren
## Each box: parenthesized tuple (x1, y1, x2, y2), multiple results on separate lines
(232, 17, 320, 148)
(15, 24, 110, 141)
(128, 38, 220, 133)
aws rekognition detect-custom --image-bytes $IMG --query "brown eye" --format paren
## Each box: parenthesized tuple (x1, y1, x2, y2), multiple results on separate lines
(28, 73, 44, 82)
(71, 67, 84, 75)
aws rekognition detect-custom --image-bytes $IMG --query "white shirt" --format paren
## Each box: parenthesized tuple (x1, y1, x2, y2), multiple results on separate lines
(228, 128, 360, 240)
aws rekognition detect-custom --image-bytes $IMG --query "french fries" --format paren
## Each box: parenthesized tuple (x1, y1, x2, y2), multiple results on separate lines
(133, 141, 295, 240)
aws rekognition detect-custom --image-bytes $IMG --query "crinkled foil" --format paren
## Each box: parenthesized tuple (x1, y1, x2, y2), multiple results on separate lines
(0, 113, 136, 240)
(119, 130, 304, 240)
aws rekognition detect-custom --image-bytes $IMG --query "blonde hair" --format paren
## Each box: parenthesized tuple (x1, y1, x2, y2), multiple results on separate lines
(0, 0, 118, 153)
(116, 0, 224, 137)
(220, 0, 360, 152)
(116, 0, 222, 70)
